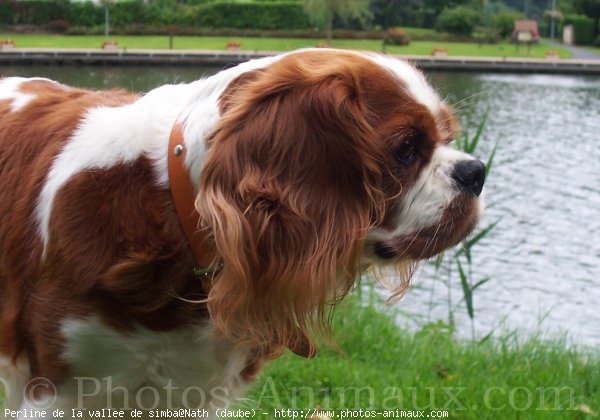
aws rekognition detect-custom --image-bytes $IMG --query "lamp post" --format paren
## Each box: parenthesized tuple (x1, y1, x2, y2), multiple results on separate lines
(483, 0, 489, 26)
(100, 0, 113, 38)
(550, 0, 557, 41)
(104, 4, 109, 37)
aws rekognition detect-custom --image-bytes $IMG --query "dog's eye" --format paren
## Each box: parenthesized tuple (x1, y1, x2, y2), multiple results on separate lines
(394, 137, 418, 166)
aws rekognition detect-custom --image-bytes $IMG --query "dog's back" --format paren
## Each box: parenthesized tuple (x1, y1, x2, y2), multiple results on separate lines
(0, 75, 255, 416)
(0, 78, 138, 359)
(0, 70, 262, 415)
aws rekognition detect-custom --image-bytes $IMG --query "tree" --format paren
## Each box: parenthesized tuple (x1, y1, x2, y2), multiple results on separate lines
(575, 0, 600, 31)
(436, 6, 480, 36)
(491, 11, 525, 38)
(304, 0, 371, 43)
(371, 0, 420, 29)
(420, 0, 470, 28)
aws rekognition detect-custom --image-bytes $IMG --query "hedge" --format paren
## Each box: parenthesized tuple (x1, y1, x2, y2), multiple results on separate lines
(435, 6, 480, 36)
(563, 14, 596, 45)
(0, 0, 310, 31)
(490, 11, 525, 39)
(192, 2, 309, 30)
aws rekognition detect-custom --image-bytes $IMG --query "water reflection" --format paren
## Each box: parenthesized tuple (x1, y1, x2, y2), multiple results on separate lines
(0, 65, 220, 92)
(1, 65, 598, 345)
(416, 72, 600, 345)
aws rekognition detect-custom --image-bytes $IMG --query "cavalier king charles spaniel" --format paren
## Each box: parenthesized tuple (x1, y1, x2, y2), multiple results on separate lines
(0, 49, 484, 418)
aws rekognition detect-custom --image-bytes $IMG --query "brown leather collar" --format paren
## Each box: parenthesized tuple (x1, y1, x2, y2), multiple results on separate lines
(167, 122, 314, 359)
(167, 123, 219, 291)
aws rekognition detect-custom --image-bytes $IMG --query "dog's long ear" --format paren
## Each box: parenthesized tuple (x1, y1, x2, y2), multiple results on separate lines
(196, 53, 388, 356)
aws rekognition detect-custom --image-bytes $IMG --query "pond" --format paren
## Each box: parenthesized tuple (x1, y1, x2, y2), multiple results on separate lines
(1, 64, 598, 346)
(412, 72, 600, 347)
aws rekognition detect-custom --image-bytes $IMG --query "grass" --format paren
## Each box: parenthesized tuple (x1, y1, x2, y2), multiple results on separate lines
(241, 297, 600, 418)
(0, 297, 597, 417)
(0, 34, 573, 59)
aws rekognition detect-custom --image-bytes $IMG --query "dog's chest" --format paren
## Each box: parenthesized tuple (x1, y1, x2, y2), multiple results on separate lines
(57, 317, 251, 412)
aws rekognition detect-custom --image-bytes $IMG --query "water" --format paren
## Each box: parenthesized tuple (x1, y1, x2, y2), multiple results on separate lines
(412, 72, 600, 346)
(1, 65, 598, 345)
(0, 65, 223, 92)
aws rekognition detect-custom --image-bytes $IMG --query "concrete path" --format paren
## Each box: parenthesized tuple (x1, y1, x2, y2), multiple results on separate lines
(548, 41, 600, 60)
(2, 48, 600, 74)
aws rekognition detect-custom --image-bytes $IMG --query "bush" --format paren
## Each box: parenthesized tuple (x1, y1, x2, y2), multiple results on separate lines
(435, 6, 480, 36)
(538, 19, 549, 38)
(144, 1, 183, 26)
(383, 29, 410, 46)
(47, 19, 69, 33)
(66, 2, 104, 27)
(472, 26, 500, 44)
(0, 2, 16, 25)
(109, 2, 146, 28)
(61, 26, 387, 39)
(563, 14, 596, 45)
(0, 0, 311, 31)
(0, 0, 70, 25)
(490, 11, 525, 38)
(192, 2, 309, 30)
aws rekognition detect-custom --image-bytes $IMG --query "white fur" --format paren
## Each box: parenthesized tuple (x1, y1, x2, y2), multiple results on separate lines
(1, 321, 250, 420)
(35, 84, 188, 252)
(34, 50, 439, 251)
(366, 54, 442, 114)
(0, 77, 51, 113)
(14, 51, 454, 418)
(368, 146, 476, 242)
(0, 357, 29, 417)
(266, 49, 442, 115)
(35, 55, 281, 252)
(6, 318, 250, 419)
(14, 396, 56, 420)
(181, 55, 283, 190)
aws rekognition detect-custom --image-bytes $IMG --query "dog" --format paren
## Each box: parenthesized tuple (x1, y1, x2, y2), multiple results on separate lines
(0, 49, 485, 418)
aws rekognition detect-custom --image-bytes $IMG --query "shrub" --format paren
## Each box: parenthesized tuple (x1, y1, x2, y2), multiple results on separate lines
(47, 19, 69, 33)
(192, 2, 309, 30)
(67, 2, 104, 27)
(0, 2, 16, 25)
(490, 11, 525, 38)
(14, 0, 69, 25)
(108, 2, 146, 28)
(0, 0, 311, 31)
(435, 6, 480, 37)
(538, 19, 549, 38)
(563, 14, 596, 45)
(144, 1, 182, 26)
(472, 26, 500, 44)
(383, 29, 410, 46)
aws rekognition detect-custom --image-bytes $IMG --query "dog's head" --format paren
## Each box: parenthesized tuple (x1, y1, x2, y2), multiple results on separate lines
(196, 50, 484, 355)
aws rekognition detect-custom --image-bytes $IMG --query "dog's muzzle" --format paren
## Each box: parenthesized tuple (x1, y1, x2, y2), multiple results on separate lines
(451, 159, 486, 197)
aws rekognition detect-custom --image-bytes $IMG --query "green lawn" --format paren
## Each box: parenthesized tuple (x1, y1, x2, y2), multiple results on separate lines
(242, 297, 599, 418)
(1, 297, 598, 417)
(0, 34, 572, 59)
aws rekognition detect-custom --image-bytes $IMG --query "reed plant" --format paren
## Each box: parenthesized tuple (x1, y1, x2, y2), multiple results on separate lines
(430, 112, 499, 339)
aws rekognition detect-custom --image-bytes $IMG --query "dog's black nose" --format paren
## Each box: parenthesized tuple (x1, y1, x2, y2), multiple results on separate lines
(451, 159, 486, 197)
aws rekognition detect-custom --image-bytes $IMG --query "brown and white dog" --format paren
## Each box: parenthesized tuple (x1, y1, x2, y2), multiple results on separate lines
(0, 49, 485, 418)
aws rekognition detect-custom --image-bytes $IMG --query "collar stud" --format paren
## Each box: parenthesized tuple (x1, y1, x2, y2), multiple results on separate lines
(173, 144, 184, 157)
